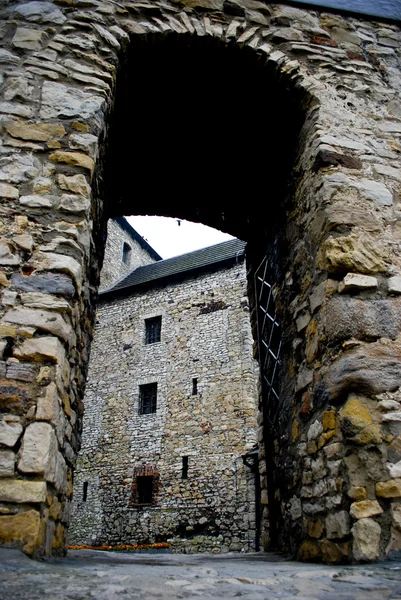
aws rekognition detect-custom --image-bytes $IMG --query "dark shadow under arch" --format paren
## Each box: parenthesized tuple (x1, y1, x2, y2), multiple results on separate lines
(102, 32, 309, 246)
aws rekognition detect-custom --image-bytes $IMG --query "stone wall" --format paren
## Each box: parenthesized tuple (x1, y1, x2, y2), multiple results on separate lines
(99, 218, 159, 291)
(69, 258, 259, 553)
(0, 0, 399, 561)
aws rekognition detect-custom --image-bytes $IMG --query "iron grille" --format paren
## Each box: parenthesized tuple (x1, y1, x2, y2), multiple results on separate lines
(254, 256, 282, 427)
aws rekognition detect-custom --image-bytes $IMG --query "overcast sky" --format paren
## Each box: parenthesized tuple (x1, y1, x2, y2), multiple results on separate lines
(126, 216, 234, 260)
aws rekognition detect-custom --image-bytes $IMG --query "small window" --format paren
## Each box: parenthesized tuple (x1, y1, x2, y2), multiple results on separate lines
(83, 481, 88, 502)
(182, 456, 189, 479)
(145, 316, 161, 344)
(139, 383, 157, 414)
(137, 476, 154, 504)
(192, 378, 198, 396)
(122, 242, 132, 265)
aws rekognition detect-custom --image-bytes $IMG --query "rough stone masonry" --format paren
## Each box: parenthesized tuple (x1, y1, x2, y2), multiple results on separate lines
(0, 0, 400, 563)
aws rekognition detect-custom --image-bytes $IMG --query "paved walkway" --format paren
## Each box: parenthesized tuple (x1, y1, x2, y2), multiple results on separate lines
(0, 548, 401, 599)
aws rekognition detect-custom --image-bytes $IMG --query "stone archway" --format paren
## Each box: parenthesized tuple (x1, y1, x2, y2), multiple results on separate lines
(0, 1, 400, 562)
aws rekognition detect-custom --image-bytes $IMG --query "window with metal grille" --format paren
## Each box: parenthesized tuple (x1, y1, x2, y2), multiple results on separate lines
(139, 383, 157, 414)
(145, 316, 162, 344)
(136, 476, 154, 504)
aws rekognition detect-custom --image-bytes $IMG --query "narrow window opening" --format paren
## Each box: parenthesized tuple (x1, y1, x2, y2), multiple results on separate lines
(137, 476, 154, 504)
(192, 378, 198, 395)
(122, 242, 132, 265)
(83, 481, 88, 502)
(139, 383, 157, 414)
(145, 316, 162, 344)
(182, 456, 189, 479)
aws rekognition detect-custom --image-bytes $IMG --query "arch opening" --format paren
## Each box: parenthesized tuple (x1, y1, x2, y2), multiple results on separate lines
(81, 32, 312, 555)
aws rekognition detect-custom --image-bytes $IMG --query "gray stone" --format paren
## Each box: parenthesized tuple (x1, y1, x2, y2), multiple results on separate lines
(0, 240, 19, 267)
(325, 297, 401, 342)
(68, 133, 98, 158)
(0, 450, 15, 477)
(11, 274, 75, 298)
(12, 28, 46, 51)
(0, 50, 21, 65)
(0, 102, 33, 118)
(6, 362, 36, 383)
(338, 273, 378, 293)
(36, 383, 60, 423)
(357, 178, 393, 206)
(92, 23, 120, 49)
(13, 2, 66, 25)
(326, 510, 350, 539)
(39, 81, 104, 120)
(388, 276, 401, 295)
(18, 422, 57, 478)
(0, 154, 38, 184)
(0, 421, 23, 448)
(352, 518, 381, 561)
(20, 195, 54, 209)
(59, 194, 91, 215)
(34, 252, 82, 290)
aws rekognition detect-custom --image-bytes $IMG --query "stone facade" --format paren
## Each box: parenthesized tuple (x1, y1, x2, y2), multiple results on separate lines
(69, 241, 259, 553)
(99, 218, 161, 291)
(0, 0, 400, 562)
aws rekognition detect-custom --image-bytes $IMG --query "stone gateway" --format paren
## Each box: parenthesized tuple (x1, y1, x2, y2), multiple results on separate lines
(0, 0, 400, 563)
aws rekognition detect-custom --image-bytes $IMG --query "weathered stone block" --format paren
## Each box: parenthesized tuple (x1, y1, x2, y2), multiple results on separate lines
(0, 421, 23, 448)
(18, 423, 57, 478)
(326, 510, 350, 539)
(11, 274, 75, 297)
(5, 120, 66, 142)
(320, 232, 389, 274)
(3, 307, 71, 342)
(327, 343, 401, 399)
(388, 276, 401, 295)
(338, 273, 378, 293)
(339, 396, 372, 435)
(0, 480, 46, 503)
(40, 81, 104, 121)
(36, 382, 60, 423)
(12, 28, 47, 51)
(0, 183, 19, 200)
(347, 486, 367, 501)
(0, 451, 15, 477)
(352, 518, 381, 562)
(13, 2, 66, 24)
(376, 479, 401, 498)
(350, 500, 383, 519)
(325, 297, 401, 342)
(0, 509, 42, 555)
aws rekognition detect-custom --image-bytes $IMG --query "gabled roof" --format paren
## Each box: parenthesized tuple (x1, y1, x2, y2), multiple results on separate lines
(114, 217, 162, 262)
(100, 238, 246, 299)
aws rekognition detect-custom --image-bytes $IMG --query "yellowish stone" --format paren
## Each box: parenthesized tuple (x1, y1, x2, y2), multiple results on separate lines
(347, 486, 367, 501)
(5, 120, 66, 142)
(0, 509, 43, 555)
(322, 410, 336, 431)
(49, 150, 94, 174)
(350, 500, 383, 519)
(376, 479, 401, 498)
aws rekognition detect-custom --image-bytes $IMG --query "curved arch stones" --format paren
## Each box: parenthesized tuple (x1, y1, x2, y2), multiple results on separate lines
(0, 0, 400, 562)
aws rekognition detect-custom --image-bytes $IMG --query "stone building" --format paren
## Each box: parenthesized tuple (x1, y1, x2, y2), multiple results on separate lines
(0, 0, 400, 562)
(69, 233, 259, 552)
(99, 217, 162, 291)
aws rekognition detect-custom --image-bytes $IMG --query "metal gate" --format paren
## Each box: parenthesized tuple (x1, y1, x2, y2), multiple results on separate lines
(254, 256, 282, 430)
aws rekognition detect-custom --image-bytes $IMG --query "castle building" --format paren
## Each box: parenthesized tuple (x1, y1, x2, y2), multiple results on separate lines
(69, 219, 260, 553)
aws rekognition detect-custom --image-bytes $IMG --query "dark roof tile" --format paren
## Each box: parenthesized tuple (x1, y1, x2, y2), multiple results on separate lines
(101, 238, 246, 297)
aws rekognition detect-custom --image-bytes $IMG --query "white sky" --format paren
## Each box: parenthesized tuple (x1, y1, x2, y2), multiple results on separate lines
(126, 216, 234, 260)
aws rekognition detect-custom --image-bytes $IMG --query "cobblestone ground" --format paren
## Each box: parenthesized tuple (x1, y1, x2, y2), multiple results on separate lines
(1, 549, 401, 600)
